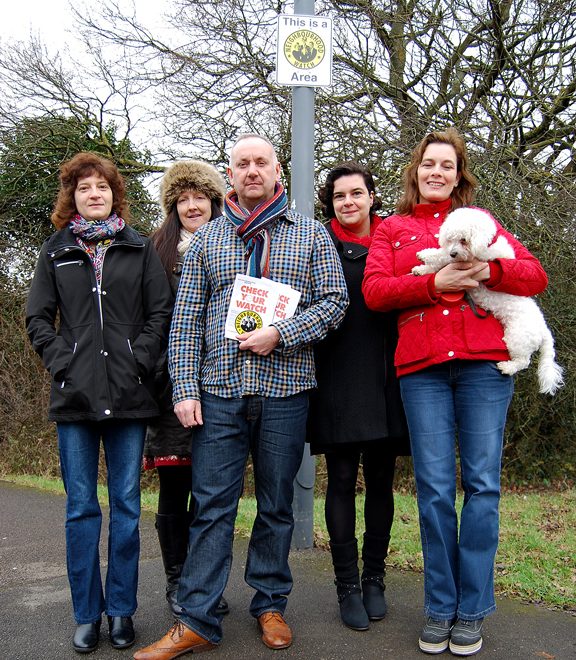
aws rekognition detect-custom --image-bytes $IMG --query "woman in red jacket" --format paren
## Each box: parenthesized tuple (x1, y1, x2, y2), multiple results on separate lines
(362, 128, 548, 657)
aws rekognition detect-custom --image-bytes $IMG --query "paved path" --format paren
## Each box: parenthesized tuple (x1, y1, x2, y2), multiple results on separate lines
(0, 480, 574, 659)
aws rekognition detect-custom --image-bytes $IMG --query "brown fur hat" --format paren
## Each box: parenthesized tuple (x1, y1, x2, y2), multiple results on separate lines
(160, 160, 226, 216)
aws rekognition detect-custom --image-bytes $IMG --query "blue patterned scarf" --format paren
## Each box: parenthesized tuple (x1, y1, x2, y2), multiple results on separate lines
(224, 184, 288, 278)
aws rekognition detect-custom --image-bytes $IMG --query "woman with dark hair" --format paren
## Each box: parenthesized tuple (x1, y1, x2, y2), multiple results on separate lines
(308, 161, 409, 631)
(363, 129, 548, 655)
(143, 160, 230, 618)
(26, 152, 172, 653)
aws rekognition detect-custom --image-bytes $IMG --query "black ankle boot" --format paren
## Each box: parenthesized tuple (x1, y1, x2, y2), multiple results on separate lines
(107, 615, 135, 649)
(361, 532, 389, 620)
(362, 574, 387, 620)
(330, 539, 369, 631)
(335, 580, 370, 631)
(72, 618, 101, 653)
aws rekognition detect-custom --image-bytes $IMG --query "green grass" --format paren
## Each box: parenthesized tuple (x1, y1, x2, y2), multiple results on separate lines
(3, 473, 574, 611)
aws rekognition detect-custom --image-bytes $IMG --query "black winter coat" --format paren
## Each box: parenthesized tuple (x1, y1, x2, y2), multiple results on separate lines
(307, 226, 409, 455)
(144, 258, 194, 459)
(26, 225, 173, 422)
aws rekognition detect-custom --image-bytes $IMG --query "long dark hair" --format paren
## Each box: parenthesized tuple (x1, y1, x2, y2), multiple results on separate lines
(152, 199, 221, 279)
(318, 161, 382, 219)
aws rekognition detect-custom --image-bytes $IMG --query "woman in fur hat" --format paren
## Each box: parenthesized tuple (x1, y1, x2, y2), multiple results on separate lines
(143, 160, 230, 617)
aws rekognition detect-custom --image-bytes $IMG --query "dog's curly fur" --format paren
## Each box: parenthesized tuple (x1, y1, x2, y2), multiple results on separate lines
(412, 207, 563, 395)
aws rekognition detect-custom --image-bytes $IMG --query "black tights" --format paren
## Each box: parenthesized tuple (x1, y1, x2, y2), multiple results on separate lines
(157, 465, 193, 515)
(325, 446, 396, 544)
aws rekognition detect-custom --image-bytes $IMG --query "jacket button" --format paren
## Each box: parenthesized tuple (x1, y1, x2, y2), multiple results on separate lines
(103, 352, 108, 357)
(434, 233, 440, 238)
(92, 287, 97, 292)
(434, 213, 440, 218)
(104, 409, 111, 415)
(102, 290, 107, 295)
(448, 351, 454, 357)
(347, 249, 353, 254)
(411, 235, 417, 240)
(245, 359, 251, 365)
(443, 309, 449, 316)
(395, 241, 400, 247)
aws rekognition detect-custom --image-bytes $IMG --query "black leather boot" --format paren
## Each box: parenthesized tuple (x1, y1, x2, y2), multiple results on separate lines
(107, 615, 135, 649)
(330, 539, 369, 631)
(156, 513, 230, 617)
(72, 618, 101, 653)
(155, 513, 189, 616)
(361, 532, 390, 620)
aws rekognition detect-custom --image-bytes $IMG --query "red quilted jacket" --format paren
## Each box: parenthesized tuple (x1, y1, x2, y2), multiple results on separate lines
(362, 200, 549, 376)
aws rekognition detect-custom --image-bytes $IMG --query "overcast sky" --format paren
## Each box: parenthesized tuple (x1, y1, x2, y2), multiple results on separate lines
(1, 0, 73, 44)
(0, 0, 171, 49)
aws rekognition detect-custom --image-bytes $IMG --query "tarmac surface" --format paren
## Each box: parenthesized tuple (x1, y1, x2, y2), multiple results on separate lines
(0, 479, 574, 659)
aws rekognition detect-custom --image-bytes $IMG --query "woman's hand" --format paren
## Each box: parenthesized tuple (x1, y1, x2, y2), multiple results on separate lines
(434, 260, 490, 292)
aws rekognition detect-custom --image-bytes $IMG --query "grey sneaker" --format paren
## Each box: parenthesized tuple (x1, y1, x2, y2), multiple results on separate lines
(449, 618, 483, 656)
(419, 617, 453, 654)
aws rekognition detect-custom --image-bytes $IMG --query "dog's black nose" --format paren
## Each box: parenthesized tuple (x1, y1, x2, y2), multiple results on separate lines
(450, 251, 458, 258)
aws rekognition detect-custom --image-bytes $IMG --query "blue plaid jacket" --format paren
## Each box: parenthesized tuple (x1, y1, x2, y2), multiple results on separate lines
(168, 211, 348, 401)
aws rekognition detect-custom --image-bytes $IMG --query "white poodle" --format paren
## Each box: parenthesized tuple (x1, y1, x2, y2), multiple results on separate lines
(412, 207, 564, 395)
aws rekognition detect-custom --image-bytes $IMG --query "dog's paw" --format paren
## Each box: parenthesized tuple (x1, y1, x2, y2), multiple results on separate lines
(412, 265, 428, 276)
(497, 360, 522, 375)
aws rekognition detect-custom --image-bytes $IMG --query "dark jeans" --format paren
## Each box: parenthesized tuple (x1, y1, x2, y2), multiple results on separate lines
(177, 391, 308, 643)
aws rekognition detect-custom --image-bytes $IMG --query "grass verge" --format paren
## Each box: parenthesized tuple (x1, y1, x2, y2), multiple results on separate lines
(2, 473, 574, 612)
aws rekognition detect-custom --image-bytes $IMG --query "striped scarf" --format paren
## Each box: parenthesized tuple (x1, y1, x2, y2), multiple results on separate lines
(224, 183, 288, 278)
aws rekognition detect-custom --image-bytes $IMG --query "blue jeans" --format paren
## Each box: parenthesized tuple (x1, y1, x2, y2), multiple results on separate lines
(57, 420, 145, 624)
(400, 361, 513, 622)
(177, 391, 308, 644)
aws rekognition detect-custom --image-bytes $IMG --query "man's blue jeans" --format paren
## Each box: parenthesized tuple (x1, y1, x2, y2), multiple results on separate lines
(177, 391, 308, 644)
(57, 420, 145, 624)
(400, 361, 514, 622)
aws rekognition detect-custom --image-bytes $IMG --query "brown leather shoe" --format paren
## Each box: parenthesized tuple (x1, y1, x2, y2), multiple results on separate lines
(133, 621, 215, 659)
(257, 612, 293, 650)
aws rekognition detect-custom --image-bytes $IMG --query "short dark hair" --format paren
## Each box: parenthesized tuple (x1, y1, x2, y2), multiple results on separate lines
(51, 152, 129, 229)
(318, 161, 382, 219)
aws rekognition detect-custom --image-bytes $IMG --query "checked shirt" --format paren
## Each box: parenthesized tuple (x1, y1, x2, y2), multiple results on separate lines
(168, 211, 348, 402)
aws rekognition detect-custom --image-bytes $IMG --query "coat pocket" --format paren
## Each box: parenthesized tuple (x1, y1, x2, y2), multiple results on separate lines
(462, 311, 508, 353)
(395, 312, 430, 366)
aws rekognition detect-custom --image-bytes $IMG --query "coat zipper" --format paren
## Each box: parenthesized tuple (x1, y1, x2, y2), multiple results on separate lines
(399, 312, 425, 326)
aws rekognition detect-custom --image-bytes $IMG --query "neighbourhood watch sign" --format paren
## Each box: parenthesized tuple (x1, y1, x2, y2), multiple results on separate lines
(276, 14, 333, 87)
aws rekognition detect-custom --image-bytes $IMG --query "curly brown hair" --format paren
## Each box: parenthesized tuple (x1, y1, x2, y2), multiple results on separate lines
(397, 128, 477, 215)
(51, 152, 130, 229)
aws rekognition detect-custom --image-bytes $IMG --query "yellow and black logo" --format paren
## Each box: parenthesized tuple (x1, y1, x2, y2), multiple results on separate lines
(235, 310, 263, 334)
(284, 30, 325, 70)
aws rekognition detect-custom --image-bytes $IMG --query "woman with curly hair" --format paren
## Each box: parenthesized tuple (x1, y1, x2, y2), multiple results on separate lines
(26, 152, 172, 653)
